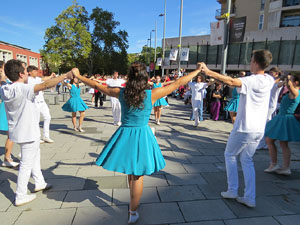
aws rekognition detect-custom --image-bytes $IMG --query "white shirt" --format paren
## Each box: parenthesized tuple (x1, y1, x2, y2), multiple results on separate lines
(106, 78, 125, 88)
(234, 74, 274, 133)
(28, 76, 45, 103)
(0, 82, 40, 143)
(188, 82, 208, 101)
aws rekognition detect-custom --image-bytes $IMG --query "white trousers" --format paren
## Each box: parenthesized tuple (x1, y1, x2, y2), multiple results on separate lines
(36, 102, 51, 139)
(111, 97, 121, 124)
(16, 139, 46, 199)
(224, 131, 263, 204)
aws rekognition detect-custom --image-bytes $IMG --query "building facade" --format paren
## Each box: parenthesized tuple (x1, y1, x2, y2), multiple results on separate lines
(0, 41, 44, 75)
(163, 0, 300, 73)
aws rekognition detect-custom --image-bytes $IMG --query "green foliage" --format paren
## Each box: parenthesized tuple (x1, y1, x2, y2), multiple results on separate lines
(41, 1, 128, 75)
(127, 46, 163, 66)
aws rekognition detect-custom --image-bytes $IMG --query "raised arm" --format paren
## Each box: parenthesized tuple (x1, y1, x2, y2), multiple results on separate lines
(42, 73, 56, 81)
(151, 64, 202, 104)
(200, 63, 242, 87)
(34, 71, 73, 93)
(162, 80, 175, 86)
(72, 68, 120, 98)
(286, 76, 299, 99)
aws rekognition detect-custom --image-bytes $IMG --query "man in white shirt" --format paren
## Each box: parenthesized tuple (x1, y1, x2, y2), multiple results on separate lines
(27, 66, 55, 143)
(188, 74, 209, 126)
(200, 49, 274, 208)
(0, 59, 73, 206)
(106, 71, 125, 126)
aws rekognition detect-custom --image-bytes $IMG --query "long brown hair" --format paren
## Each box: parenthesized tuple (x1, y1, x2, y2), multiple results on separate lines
(124, 62, 149, 109)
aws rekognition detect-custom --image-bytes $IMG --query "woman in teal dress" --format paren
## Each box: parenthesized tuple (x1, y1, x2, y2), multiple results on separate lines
(264, 75, 300, 176)
(62, 78, 89, 132)
(224, 87, 240, 123)
(71, 62, 202, 224)
(148, 75, 172, 125)
(0, 62, 18, 168)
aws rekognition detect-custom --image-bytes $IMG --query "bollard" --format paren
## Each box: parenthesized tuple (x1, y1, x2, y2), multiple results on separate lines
(54, 96, 60, 105)
(45, 99, 50, 105)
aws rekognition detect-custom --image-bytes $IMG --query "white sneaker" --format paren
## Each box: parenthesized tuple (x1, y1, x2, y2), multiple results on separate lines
(275, 168, 291, 176)
(237, 197, 256, 208)
(78, 127, 85, 132)
(40, 140, 45, 144)
(117, 122, 122, 126)
(34, 183, 53, 192)
(157, 120, 160, 125)
(2, 160, 19, 168)
(128, 211, 139, 224)
(15, 194, 36, 206)
(264, 164, 280, 173)
(221, 191, 238, 199)
(43, 137, 54, 143)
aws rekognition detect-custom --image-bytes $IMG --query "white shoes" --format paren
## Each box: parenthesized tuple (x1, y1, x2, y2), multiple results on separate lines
(40, 139, 45, 144)
(221, 191, 238, 199)
(78, 127, 85, 132)
(156, 120, 160, 125)
(2, 160, 19, 168)
(275, 168, 291, 176)
(43, 137, 54, 143)
(128, 211, 139, 224)
(117, 122, 122, 126)
(264, 164, 280, 173)
(237, 197, 256, 208)
(34, 183, 53, 192)
(15, 194, 36, 206)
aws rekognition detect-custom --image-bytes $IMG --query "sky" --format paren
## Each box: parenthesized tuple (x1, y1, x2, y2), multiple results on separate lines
(0, 0, 219, 54)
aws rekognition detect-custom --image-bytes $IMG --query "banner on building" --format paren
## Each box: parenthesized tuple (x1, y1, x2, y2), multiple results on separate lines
(164, 57, 170, 66)
(169, 48, 178, 61)
(156, 57, 162, 66)
(230, 17, 246, 43)
(210, 21, 224, 45)
(180, 48, 190, 61)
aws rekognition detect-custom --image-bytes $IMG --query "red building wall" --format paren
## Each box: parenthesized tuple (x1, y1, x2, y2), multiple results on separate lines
(0, 42, 43, 76)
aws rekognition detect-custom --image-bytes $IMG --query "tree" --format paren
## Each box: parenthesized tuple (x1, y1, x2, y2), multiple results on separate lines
(41, 0, 91, 73)
(89, 7, 129, 75)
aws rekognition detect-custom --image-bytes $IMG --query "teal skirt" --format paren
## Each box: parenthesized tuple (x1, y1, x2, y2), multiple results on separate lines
(0, 102, 8, 131)
(96, 125, 166, 175)
(224, 98, 239, 113)
(265, 114, 300, 141)
(62, 97, 89, 112)
(153, 97, 168, 107)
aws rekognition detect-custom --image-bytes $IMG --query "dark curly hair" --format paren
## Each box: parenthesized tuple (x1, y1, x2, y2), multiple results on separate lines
(124, 62, 149, 109)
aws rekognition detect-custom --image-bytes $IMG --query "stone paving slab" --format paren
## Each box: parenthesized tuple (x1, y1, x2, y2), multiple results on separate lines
(62, 189, 112, 208)
(157, 185, 205, 202)
(72, 206, 128, 225)
(224, 217, 280, 225)
(171, 222, 225, 225)
(274, 214, 300, 225)
(179, 200, 236, 221)
(183, 163, 220, 173)
(14, 208, 76, 225)
(84, 176, 128, 189)
(165, 173, 208, 185)
(0, 211, 21, 225)
(46, 177, 86, 191)
(112, 187, 160, 205)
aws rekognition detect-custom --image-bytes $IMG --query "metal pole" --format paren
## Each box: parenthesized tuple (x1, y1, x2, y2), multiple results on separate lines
(150, 32, 152, 76)
(220, 0, 232, 74)
(162, 0, 167, 77)
(178, 0, 183, 75)
(154, 21, 157, 76)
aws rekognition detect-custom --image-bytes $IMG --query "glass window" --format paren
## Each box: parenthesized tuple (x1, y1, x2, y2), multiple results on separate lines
(240, 42, 253, 65)
(267, 41, 280, 65)
(280, 15, 300, 27)
(198, 45, 207, 62)
(293, 40, 300, 65)
(279, 40, 295, 65)
(261, 0, 265, 10)
(189, 45, 197, 64)
(227, 43, 240, 64)
(207, 45, 218, 64)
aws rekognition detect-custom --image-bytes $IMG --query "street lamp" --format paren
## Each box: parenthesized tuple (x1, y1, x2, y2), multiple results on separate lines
(178, 0, 183, 75)
(159, 0, 167, 77)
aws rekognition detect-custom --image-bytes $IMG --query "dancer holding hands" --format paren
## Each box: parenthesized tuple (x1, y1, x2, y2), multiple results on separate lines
(71, 62, 202, 223)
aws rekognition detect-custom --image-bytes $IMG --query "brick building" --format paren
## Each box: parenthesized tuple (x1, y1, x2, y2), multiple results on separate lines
(0, 41, 44, 75)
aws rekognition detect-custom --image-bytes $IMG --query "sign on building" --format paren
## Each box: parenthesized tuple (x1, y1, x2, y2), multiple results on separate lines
(156, 57, 162, 66)
(230, 17, 246, 43)
(169, 48, 178, 61)
(210, 21, 224, 45)
(180, 48, 190, 61)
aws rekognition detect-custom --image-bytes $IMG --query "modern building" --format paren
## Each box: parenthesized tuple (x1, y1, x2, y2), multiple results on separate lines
(163, 0, 300, 73)
(0, 41, 44, 75)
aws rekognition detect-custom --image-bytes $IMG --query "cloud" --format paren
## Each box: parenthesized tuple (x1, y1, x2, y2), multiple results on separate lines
(0, 16, 44, 37)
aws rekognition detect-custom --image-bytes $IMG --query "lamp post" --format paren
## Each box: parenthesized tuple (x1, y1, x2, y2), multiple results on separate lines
(159, 0, 167, 77)
(178, 0, 183, 76)
(154, 21, 157, 76)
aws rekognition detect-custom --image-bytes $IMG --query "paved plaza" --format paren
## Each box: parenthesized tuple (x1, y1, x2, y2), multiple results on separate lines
(1, 90, 300, 225)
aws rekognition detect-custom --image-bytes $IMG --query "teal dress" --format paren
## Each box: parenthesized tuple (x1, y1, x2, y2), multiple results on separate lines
(62, 84, 89, 112)
(0, 95, 8, 131)
(96, 89, 166, 175)
(224, 87, 240, 113)
(265, 90, 300, 141)
(153, 83, 168, 107)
